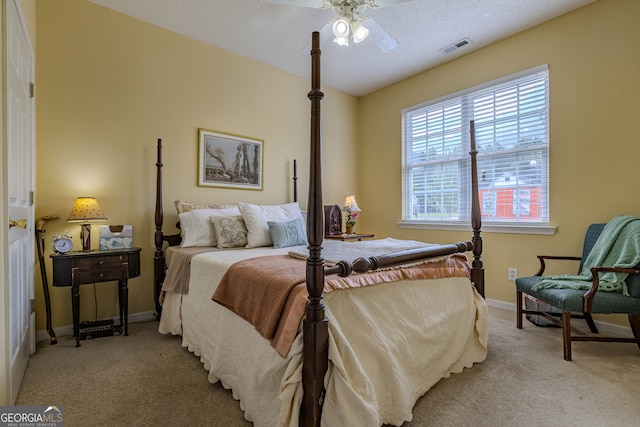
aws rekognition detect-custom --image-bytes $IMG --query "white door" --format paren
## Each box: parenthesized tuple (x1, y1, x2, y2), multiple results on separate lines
(5, 0, 35, 404)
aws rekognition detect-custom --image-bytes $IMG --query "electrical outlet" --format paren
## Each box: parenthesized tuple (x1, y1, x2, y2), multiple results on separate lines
(508, 267, 518, 281)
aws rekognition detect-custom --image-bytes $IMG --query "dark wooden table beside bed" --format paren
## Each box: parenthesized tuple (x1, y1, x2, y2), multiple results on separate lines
(153, 32, 487, 427)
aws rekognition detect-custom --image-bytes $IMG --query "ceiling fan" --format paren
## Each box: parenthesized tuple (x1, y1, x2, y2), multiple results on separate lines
(262, 0, 412, 52)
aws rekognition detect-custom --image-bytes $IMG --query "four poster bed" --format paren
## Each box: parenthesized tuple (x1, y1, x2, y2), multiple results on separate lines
(154, 32, 487, 427)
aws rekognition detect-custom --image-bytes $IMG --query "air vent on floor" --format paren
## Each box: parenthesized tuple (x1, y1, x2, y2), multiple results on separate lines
(440, 38, 472, 54)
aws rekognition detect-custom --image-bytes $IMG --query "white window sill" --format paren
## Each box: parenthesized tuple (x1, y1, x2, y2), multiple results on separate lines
(397, 221, 557, 235)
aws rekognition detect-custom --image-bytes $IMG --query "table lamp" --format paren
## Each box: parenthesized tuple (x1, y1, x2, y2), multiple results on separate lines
(343, 195, 361, 234)
(67, 197, 107, 251)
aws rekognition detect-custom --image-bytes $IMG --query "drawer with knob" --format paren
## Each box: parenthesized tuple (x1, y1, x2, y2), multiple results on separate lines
(73, 255, 124, 270)
(72, 266, 127, 284)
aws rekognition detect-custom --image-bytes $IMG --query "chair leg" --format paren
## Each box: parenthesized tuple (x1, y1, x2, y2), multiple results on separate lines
(516, 290, 523, 329)
(629, 315, 640, 350)
(583, 313, 599, 333)
(562, 311, 572, 361)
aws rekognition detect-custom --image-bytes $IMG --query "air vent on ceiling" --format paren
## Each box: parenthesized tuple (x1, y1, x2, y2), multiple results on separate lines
(440, 38, 472, 54)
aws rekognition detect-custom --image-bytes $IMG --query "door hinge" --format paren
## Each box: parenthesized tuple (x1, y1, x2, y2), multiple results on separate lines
(30, 191, 34, 206)
(30, 299, 35, 314)
(30, 83, 35, 98)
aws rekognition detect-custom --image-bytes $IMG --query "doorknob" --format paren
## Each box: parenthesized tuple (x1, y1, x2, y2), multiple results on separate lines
(9, 218, 27, 229)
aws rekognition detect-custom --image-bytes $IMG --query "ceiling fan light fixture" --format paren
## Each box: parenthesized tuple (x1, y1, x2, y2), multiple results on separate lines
(333, 35, 349, 46)
(351, 21, 369, 43)
(332, 16, 350, 38)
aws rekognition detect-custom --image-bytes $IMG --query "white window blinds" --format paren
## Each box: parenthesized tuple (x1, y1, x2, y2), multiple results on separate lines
(402, 65, 549, 225)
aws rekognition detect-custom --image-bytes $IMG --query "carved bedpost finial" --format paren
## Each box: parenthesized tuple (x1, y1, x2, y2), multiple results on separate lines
(301, 31, 329, 427)
(469, 120, 484, 296)
(293, 159, 298, 203)
(154, 138, 165, 319)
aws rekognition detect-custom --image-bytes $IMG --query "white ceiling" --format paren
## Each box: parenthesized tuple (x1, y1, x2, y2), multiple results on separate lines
(88, 0, 597, 97)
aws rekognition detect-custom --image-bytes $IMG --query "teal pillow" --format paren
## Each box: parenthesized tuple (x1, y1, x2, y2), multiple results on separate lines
(267, 219, 308, 249)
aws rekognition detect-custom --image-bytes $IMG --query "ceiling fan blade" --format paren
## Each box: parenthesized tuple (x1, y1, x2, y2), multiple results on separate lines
(364, 17, 398, 52)
(302, 21, 334, 53)
(369, 0, 413, 7)
(260, 0, 323, 8)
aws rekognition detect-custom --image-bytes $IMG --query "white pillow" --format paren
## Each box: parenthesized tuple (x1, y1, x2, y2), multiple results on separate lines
(179, 206, 240, 247)
(238, 202, 304, 248)
(174, 199, 228, 214)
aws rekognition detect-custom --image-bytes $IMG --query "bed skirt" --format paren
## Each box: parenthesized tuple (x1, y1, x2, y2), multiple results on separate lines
(159, 248, 488, 426)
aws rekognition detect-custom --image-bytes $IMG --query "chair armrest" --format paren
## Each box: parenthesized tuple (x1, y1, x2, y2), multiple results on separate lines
(534, 255, 582, 276)
(582, 267, 640, 311)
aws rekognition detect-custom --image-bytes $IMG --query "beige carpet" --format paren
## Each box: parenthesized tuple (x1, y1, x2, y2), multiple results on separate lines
(16, 307, 640, 426)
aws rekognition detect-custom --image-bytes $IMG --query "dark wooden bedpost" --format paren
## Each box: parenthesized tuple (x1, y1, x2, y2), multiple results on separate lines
(469, 121, 485, 297)
(293, 159, 298, 203)
(154, 138, 165, 319)
(301, 31, 328, 427)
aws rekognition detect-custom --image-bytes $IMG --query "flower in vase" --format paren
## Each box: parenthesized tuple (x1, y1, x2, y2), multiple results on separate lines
(345, 212, 358, 227)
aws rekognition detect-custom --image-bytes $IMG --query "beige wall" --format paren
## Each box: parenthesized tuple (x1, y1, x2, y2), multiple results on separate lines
(34, 0, 640, 333)
(34, 0, 358, 330)
(358, 0, 640, 324)
(20, 0, 34, 43)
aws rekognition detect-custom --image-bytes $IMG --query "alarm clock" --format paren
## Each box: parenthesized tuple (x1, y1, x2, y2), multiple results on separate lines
(51, 231, 73, 254)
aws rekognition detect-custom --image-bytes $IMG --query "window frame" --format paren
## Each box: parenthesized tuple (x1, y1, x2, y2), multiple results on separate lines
(400, 65, 555, 235)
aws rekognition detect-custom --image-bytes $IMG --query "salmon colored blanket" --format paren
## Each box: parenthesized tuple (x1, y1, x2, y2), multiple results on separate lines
(212, 253, 471, 358)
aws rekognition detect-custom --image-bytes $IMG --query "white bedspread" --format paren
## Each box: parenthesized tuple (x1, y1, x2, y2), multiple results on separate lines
(158, 243, 488, 427)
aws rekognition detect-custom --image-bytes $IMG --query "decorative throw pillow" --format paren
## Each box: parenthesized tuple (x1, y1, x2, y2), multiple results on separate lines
(268, 219, 308, 249)
(211, 215, 248, 248)
(238, 202, 304, 248)
(174, 199, 228, 214)
(179, 206, 240, 247)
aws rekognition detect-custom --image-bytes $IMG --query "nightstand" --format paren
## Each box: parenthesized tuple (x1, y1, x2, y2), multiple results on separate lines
(325, 233, 375, 241)
(51, 248, 141, 347)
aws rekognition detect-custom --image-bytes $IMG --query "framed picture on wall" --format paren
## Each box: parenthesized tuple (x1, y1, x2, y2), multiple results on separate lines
(198, 128, 264, 190)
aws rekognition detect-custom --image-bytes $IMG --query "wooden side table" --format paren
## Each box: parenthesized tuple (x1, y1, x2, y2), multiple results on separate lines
(51, 248, 141, 347)
(325, 233, 375, 241)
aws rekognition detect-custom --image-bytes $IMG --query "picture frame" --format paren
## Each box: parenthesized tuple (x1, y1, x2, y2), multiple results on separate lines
(99, 225, 133, 250)
(198, 128, 263, 190)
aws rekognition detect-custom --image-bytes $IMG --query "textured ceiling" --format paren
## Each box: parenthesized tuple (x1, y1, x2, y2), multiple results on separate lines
(88, 0, 597, 96)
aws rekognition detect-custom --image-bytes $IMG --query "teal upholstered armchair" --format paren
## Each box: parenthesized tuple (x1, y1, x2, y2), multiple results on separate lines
(516, 218, 640, 360)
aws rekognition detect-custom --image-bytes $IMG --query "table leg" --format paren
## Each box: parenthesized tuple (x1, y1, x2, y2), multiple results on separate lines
(118, 279, 129, 336)
(72, 284, 80, 347)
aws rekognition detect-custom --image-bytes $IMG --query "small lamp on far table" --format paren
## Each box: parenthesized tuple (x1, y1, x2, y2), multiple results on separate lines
(343, 194, 361, 235)
(67, 197, 107, 251)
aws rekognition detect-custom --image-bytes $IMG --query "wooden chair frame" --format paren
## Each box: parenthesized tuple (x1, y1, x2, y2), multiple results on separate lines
(517, 255, 640, 361)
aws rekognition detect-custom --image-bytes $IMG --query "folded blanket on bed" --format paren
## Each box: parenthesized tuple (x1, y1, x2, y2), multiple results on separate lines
(161, 246, 218, 295)
(213, 253, 471, 357)
(533, 215, 640, 295)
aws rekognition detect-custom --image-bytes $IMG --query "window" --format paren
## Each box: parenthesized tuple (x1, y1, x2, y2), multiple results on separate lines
(402, 65, 549, 229)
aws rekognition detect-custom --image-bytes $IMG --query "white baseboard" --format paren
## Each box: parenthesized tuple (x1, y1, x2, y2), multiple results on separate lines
(36, 310, 157, 343)
(486, 298, 515, 312)
(486, 298, 635, 338)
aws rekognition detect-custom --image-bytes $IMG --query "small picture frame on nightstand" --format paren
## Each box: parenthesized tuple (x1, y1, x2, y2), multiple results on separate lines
(99, 225, 133, 250)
